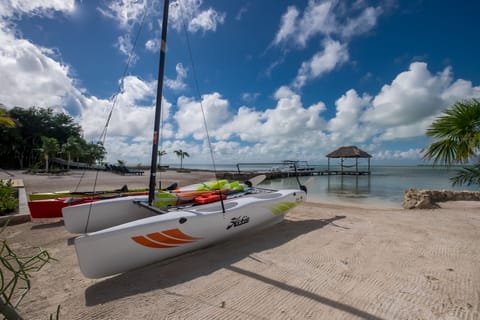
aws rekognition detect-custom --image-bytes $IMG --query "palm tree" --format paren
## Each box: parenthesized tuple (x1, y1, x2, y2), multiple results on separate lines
(158, 149, 167, 160)
(84, 142, 106, 165)
(158, 150, 167, 169)
(423, 99, 480, 186)
(174, 149, 190, 169)
(62, 136, 82, 169)
(40, 136, 59, 172)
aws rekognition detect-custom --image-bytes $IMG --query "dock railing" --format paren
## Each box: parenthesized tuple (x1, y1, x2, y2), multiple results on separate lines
(230, 161, 370, 180)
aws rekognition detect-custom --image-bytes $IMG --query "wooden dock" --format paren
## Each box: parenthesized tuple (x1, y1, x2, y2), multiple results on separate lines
(221, 169, 370, 181)
(219, 161, 371, 181)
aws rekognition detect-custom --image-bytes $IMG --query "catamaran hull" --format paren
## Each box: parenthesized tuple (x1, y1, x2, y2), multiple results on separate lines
(74, 189, 304, 278)
(62, 182, 247, 233)
(62, 195, 151, 234)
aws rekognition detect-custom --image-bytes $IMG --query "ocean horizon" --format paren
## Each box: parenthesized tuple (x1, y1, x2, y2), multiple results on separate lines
(167, 164, 479, 208)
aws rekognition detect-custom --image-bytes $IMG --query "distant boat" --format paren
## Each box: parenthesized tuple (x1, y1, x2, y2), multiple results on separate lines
(66, 0, 305, 279)
(270, 160, 315, 173)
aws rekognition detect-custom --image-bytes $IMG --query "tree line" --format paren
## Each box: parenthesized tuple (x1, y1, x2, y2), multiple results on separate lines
(0, 105, 105, 170)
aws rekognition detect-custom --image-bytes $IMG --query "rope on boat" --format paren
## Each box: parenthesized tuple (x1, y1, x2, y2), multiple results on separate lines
(83, 6, 150, 233)
(177, 0, 226, 214)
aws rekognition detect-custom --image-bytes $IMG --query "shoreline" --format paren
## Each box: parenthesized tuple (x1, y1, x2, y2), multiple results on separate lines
(1, 169, 477, 210)
(1, 169, 479, 319)
(2, 169, 397, 206)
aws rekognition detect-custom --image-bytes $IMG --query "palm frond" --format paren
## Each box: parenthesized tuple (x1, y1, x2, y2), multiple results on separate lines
(424, 98, 480, 165)
(451, 164, 480, 186)
(422, 139, 459, 165)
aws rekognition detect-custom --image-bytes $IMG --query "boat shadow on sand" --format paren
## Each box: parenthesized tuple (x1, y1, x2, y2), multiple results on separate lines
(85, 215, 346, 306)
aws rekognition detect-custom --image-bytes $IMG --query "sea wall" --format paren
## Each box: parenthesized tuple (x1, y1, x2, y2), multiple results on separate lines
(403, 188, 480, 209)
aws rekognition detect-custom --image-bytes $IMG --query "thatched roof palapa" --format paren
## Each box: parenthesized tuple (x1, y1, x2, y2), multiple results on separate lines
(326, 146, 372, 174)
(326, 146, 372, 159)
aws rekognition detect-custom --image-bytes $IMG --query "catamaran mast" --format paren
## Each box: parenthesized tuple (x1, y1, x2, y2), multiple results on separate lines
(148, 0, 170, 205)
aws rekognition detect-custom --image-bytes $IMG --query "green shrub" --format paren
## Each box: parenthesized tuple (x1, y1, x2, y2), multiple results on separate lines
(0, 180, 17, 215)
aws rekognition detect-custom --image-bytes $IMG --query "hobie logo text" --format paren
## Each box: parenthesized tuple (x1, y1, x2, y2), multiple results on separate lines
(226, 216, 250, 230)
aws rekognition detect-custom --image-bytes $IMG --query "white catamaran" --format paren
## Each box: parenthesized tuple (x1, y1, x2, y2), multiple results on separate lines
(64, 0, 306, 279)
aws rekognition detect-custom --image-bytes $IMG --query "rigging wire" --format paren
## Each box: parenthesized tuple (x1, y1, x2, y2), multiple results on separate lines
(77, 11, 148, 192)
(178, 0, 225, 214)
(177, 0, 225, 213)
(99, 16, 148, 144)
(157, 103, 165, 189)
(83, 6, 149, 233)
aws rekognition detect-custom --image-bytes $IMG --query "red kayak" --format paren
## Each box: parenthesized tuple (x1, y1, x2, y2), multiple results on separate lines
(28, 197, 98, 219)
(28, 191, 148, 219)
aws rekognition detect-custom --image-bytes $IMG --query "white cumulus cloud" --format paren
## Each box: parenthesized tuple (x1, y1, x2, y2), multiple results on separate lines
(169, 0, 225, 34)
(0, 24, 79, 113)
(98, 0, 154, 61)
(174, 92, 230, 140)
(293, 39, 349, 88)
(273, 6, 299, 45)
(97, 0, 147, 30)
(327, 89, 375, 145)
(165, 63, 188, 91)
(273, 0, 381, 48)
(0, 0, 75, 18)
(361, 62, 480, 141)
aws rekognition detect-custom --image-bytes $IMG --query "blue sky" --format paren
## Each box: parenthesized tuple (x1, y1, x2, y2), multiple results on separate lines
(1, 0, 479, 166)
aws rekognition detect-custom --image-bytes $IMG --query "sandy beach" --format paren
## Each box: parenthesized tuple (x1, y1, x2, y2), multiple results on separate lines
(1, 170, 480, 319)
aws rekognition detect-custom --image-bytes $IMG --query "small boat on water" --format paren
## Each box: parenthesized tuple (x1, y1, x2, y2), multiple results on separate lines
(66, 0, 305, 279)
(270, 160, 315, 173)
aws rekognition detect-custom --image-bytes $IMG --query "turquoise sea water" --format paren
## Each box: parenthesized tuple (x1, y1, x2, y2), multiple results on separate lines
(179, 164, 479, 208)
(260, 166, 479, 208)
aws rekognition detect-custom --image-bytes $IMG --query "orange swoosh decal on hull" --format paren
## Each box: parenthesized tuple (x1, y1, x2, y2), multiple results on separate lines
(163, 228, 202, 241)
(147, 232, 196, 244)
(132, 228, 202, 249)
(131, 236, 178, 248)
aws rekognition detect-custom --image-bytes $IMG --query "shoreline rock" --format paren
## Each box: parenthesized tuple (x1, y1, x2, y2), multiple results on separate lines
(403, 188, 480, 209)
